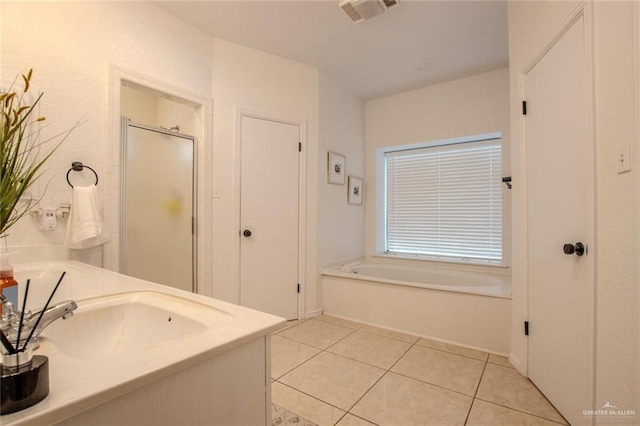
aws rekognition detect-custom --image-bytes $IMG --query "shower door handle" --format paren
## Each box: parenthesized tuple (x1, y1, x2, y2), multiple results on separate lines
(243, 229, 252, 238)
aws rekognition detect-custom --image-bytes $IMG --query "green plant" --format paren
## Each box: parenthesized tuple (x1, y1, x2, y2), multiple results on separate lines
(0, 69, 76, 238)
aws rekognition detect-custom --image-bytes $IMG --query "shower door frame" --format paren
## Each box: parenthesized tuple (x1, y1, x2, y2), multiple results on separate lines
(120, 117, 198, 293)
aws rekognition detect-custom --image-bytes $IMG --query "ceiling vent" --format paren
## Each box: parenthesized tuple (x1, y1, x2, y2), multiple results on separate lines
(339, 0, 399, 24)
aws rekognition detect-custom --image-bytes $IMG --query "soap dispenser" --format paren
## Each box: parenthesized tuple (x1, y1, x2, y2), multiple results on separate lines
(0, 253, 18, 316)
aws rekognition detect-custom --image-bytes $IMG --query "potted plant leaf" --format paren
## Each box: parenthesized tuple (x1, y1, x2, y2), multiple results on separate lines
(1, 69, 77, 239)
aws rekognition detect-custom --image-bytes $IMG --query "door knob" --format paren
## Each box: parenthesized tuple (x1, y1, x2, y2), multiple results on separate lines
(243, 230, 252, 237)
(563, 242, 585, 256)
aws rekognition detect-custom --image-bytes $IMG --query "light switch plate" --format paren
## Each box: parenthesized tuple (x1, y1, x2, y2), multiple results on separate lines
(212, 186, 221, 199)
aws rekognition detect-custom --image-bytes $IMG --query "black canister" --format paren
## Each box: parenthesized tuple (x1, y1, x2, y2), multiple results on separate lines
(1, 355, 49, 415)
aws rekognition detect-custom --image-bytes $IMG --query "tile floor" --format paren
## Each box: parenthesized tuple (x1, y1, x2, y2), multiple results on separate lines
(271, 316, 568, 426)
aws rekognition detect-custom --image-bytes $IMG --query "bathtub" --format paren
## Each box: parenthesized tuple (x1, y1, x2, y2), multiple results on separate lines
(321, 261, 512, 353)
(326, 262, 511, 298)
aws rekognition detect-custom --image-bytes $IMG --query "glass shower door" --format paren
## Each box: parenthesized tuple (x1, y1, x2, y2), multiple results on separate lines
(121, 119, 195, 292)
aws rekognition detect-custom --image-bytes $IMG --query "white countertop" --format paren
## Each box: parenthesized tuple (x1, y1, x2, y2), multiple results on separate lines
(2, 261, 285, 425)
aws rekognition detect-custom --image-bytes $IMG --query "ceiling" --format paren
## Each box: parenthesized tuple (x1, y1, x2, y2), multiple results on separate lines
(153, 1, 509, 100)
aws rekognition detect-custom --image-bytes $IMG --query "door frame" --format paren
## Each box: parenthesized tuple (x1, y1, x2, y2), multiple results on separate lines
(234, 109, 307, 320)
(517, 2, 596, 416)
(106, 64, 214, 296)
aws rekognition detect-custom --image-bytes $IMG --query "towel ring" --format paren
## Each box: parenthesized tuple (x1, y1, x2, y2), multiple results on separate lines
(66, 162, 99, 188)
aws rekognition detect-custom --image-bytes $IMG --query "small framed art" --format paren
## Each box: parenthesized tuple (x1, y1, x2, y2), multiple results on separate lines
(348, 176, 363, 205)
(327, 151, 346, 185)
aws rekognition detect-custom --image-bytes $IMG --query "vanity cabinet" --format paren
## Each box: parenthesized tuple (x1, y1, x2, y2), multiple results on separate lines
(56, 336, 271, 425)
(3, 261, 282, 426)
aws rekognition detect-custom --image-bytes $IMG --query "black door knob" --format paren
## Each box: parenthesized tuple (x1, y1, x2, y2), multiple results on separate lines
(563, 242, 585, 256)
(243, 230, 252, 237)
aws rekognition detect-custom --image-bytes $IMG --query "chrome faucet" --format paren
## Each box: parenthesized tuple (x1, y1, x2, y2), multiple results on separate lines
(29, 300, 78, 337)
(0, 293, 17, 316)
(0, 299, 77, 350)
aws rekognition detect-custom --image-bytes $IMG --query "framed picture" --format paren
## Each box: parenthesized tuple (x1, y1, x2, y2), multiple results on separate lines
(348, 176, 363, 205)
(328, 151, 346, 185)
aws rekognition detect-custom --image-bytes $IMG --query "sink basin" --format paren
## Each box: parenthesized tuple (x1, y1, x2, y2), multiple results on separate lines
(40, 291, 233, 359)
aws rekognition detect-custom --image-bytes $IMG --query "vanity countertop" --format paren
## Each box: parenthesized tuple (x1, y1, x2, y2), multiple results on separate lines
(2, 260, 285, 425)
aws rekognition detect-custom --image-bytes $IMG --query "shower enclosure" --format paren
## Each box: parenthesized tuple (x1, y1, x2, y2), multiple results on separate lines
(120, 117, 196, 292)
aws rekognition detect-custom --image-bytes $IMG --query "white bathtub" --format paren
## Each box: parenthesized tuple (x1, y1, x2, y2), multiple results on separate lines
(326, 262, 511, 299)
(321, 261, 512, 353)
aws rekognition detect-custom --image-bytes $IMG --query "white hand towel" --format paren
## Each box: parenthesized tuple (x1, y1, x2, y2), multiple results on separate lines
(64, 185, 109, 249)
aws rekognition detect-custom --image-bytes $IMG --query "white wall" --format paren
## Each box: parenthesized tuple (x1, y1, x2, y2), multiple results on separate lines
(592, 1, 638, 412)
(317, 75, 366, 314)
(1, 3, 328, 316)
(318, 75, 365, 268)
(364, 68, 512, 269)
(0, 2, 214, 272)
(121, 86, 157, 127)
(209, 38, 320, 315)
(508, 0, 638, 413)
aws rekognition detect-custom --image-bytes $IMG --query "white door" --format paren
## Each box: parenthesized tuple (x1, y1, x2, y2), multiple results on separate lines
(525, 16, 591, 425)
(240, 116, 300, 320)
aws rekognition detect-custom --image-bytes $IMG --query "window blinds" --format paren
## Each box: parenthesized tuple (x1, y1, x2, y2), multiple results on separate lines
(385, 139, 502, 264)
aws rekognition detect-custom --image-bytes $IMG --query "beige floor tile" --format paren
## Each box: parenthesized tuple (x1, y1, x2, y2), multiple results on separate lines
(316, 315, 364, 330)
(476, 364, 567, 424)
(327, 331, 411, 369)
(466, 399, 563, 425)
(416, 337, 489, 361)
(272, 382, 345, 426)
(279, 352, 385, 411)
(335, 414, 376, 426)
(351, 372, 472, 426)
(272, 335, 321, 379)
(279, 319, 355, 349)
(488, 353, 514, 368)
(359, 325, 419, 344)
(391, 345, 485, 396)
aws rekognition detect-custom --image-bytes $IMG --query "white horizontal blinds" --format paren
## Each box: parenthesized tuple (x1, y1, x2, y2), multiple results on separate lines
(385, 139, 502, 263)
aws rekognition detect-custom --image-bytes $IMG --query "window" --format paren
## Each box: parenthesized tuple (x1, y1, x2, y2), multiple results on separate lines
(384, 137, 503, 264)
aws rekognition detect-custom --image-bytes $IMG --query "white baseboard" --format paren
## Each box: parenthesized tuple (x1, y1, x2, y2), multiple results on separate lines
(304, 308, 323, 318)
